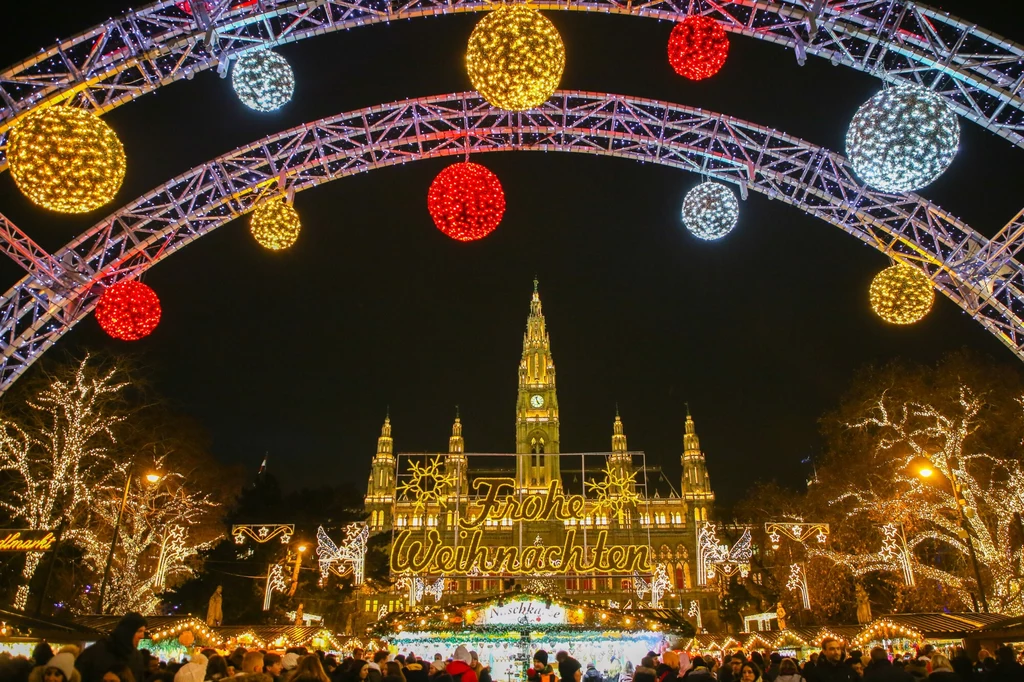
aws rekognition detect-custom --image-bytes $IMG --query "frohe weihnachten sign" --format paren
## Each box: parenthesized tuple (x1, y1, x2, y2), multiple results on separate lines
(390, 478, 651, 576)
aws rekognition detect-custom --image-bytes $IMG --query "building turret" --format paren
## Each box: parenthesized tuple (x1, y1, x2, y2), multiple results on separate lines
(366, 415, 397, 530)
(516, 279, 561, 489)
(681, 405, 714, 522)
(446, 409, 469, 497)
(608, 409, 635, 496)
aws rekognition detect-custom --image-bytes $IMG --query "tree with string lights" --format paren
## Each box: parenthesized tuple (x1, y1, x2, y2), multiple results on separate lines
(0, 356, 129, 610)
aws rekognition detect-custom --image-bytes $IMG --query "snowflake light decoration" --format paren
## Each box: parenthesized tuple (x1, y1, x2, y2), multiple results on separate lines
(870, 263, 935, 325)
(586, 462, 641, 523)
(231, 49, 295, 112)
(398, 456, 457, 512)
(846, 83, 960, 193)
(466, 6, 565, 111)
(681, 181, 739, 240)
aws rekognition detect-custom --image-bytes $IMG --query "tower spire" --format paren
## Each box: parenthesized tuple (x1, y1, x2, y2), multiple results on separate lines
(516, 279, 560, 488)
(449, 409, 464, 454)
(681, 406, 713, 503)
(612, 412, 627, 453)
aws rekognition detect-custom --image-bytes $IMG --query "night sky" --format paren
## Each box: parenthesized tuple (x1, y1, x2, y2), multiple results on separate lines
(1, 1, 1022, 506)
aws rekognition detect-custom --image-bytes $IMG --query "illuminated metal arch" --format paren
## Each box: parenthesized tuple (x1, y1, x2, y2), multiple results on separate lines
(2, 0, 1024, 168)
(0, 90, 1019, 394)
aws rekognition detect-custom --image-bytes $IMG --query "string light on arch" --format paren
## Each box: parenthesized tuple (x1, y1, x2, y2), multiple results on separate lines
(8, 106, 126, 213)
(681, 181, 739, 240)
(427, 162, 506, 241)
(250, 198, 301, 250)
(846, 83, 960, 193)
(466, 6, 565, 111)
(667, 16, 730, 81)
(95, 280, 162, 341)
(231, 49, 295, 112)
(869, 263, 935, 325)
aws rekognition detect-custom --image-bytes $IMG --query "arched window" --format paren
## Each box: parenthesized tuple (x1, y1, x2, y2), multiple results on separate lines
(674, 563, 685, 588)
(683, 562, 692, 588)
(694, 508, 701, 524)
(701, 507, 708, 521)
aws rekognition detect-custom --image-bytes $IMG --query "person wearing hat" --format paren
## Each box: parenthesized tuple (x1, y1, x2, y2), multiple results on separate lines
(528, 651, 555, 682)
(283, 655, 301, 674)
(174, 654, 209, 682)
(77, 613, 149, 682)
(445, 647, 476, 682)
(31, 652, 82, 682)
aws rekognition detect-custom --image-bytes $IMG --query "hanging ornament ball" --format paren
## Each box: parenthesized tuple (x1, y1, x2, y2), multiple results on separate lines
(869, 263, 935, 325)
(231, 49, 295, 112)
(427, 162, 506, 242)
(8, 107, 126, 214)
(466, 6, 565, 111)
(681, 181, 739, 240)
(95, 280, 162, 341)
(250, 199, 301, 250)
(178, 630, 195, 647)
(667, 16, 730, 81)
(846, 83, 960, 193)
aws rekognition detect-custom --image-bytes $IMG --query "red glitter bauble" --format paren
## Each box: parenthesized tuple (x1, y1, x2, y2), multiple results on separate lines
(427, 162, 506, 241)
(95, 280, 162, 341)
(667, 16, 729, 81)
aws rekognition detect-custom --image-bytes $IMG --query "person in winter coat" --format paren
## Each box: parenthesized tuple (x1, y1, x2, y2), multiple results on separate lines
(764, 655, 783, 682)
(682, 657, 713, 682)
(862, 648, 911, 682)
(925, 655, 957, 682)
(173, 654, 208, 682)
(990, 646, 1022, 682)
(77, 613, 148, 682)
(102, 663, 137, 682)
(656, 652, 679, 682)
(31, 652, 82, 682)
(468, 652, 490, 682)
(403, 658, 429, 682)
(773, 658, 802, 682)
(631, 657, 657, 682)
(740, 663, 763, 682)
(583, 664, 602, 682)
(445, 647, 477, 682)
(528, 651, 556, 682)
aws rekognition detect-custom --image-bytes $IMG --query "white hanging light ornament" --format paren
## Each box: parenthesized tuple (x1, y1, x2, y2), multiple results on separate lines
(681, 181, 739, 240)
(846, 83, 960, 193)
(231, 49, 295, 112)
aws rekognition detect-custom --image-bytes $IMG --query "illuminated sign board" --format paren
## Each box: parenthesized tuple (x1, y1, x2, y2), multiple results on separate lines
(390, 478, 651, 576)
(479, 599, 566, 625)
(0, 530, 57, 551)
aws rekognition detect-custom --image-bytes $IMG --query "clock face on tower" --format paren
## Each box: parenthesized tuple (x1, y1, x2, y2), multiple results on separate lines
(530, 394, 545, 408)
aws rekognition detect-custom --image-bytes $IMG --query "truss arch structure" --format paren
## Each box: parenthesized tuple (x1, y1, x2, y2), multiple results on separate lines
(0, 90, 1020, 394)
(2, 0, 1024, 171)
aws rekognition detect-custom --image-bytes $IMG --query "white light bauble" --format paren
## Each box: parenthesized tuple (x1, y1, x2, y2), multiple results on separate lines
(846, 83, 960, 193)
(231, 49, 295, 112)
(681, 181, 739, 240)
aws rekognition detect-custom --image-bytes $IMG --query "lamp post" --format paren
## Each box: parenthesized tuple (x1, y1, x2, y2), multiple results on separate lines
(97, 467, 159, 614)
(918, 461, 989, 613)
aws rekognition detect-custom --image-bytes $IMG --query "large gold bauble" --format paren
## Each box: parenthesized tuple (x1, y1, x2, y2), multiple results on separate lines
(8, 107, 126, 213)
(869, 263, 935, 325)
(250, 199, 301, 250)
(466, 6, 565, 112)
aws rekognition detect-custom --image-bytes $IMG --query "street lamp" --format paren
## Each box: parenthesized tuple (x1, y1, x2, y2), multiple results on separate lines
(97, 465, 159, 614)
(917, 459, 988, 613)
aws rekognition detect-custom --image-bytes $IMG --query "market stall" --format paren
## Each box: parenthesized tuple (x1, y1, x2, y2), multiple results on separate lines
(0, 608, 97, 658)
(373, 593, 691, 682)
(852, 613, 1007, 656)
(213, 626, 372, 654)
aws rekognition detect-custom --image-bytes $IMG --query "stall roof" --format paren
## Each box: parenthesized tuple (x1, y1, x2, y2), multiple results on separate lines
(963, 615, 1024, 643)
(853, 613, 1007, 646)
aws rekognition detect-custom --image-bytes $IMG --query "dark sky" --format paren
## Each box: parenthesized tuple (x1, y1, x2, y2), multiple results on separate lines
(1, 1, 1022, 507)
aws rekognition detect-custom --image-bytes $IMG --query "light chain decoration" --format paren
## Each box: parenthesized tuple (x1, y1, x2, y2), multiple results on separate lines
(764, 521, 830, 549)
(688, 599, 703, 631)
(466, 6, 565, 112)
(880, 523, 916, 587)
(315, 523, 369, 585)
(231, 49, 295, 112)
(413, 576, 445, 604)
(2, 1, 1023, 162)
(846, 84, 960, 193)
(787, 563, 811, 609)
(232, 524, 294, 545)
(3, 91, 1024, 397)
(681, 181, 739, 241)
(263, 562, 287, 610)
(870, 263, 936, 325)
(586, 462, 641, 523)
(697, 523, 752, 584)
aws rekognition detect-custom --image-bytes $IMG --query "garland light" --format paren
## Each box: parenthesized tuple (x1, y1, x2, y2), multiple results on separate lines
(250, 198, 301, 250)
(681, 181, 739, 240)
(8, 107, 126, 213)
(667, 16, 729, 81)
(846, 84, 960, 193)
(869, 263, 935, 325)
(466, 6, 565, 111)
(231, 49, 295, 112)
(427, 162, 506, 241)
(95, 280, 162, 341)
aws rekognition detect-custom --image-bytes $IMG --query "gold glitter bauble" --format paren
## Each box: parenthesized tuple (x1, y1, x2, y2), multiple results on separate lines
(250, 199, 301, 250)
(870, 263, 935, 324)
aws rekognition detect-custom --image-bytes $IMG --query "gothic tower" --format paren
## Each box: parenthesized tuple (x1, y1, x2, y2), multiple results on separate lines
(446, 409, 469, 497)
(366, 415, 396, 529)
(680, 406, 714, 522)
(608, 409, 635, 493)
(516, 279, 560, 489)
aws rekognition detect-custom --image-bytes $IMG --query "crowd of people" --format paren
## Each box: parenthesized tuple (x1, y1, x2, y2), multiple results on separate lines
(1, 615, 1022, 682)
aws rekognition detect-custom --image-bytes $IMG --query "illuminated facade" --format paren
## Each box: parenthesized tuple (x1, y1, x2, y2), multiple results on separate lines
(362, 282, 719, 627)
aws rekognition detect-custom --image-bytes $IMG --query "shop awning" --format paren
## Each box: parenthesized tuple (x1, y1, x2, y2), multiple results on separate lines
(852, 613, 1008, 647)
